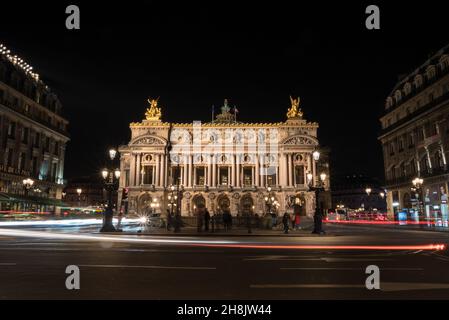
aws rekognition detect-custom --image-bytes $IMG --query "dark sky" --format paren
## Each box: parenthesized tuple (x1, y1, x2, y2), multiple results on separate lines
(1, 1, 448, 181)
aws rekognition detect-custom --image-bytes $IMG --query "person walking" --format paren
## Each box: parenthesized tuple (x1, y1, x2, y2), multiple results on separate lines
(204, 208, 211, 231)
(282, 212, 290, 234)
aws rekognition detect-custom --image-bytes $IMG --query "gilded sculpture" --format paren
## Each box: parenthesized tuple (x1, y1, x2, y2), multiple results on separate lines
(286, 96, 303, 119)
(145, 98, 162, 121)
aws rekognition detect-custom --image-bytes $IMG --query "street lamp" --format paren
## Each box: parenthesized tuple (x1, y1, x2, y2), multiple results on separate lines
(22, 178, 34, 195)
(265, 186, 277, 229)
(100, 148, 120, 232)
(265, 186, 276, 215)
(365, 187, 372, 196)
(412, 177, 424, 217)
(365, 187, 372, 214)
(22, 178, 34, 211)
(309, 148, 327, 234)
(76, 188, 82, 208)
(168, 184, 182, 232)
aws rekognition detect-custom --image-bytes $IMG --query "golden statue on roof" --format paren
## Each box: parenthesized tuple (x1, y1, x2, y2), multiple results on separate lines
(286, 95, 303, 119)
(145, 97, 162, 121)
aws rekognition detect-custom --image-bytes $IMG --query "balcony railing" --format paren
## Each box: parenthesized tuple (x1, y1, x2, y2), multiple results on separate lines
(380, 89, 449, 136)
(386, 166, 449, 186)
(0, 99, 69, 137)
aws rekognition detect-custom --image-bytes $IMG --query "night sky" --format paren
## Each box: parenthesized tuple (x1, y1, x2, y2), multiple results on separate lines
(1, 1, 448, 182)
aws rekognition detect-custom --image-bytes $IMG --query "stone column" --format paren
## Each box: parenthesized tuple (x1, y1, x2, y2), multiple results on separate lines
(312, 155, 317, 186)
(136, 154, 141, 186)
(130, 153, 136, 186)
(279, 153, 285, 186)
(183, 157, 188, 186)
(425, 146, 432, 171)
(152, 165, 156, 185)
(303, 165, 307, 186)
(252, 166, 255, 186)
(276, 163, 279, 186)
(188, 155, 193, 187)
(155, 154, 160, 186)
(255, 155, 260, 186)
(161, 154, 166, 187)
(207, 156, 212, 186)
(212, 158, 216, 187)
(440, 142, 447, 168)
(231, 155, 235, 186)
(193, 164, 197, 186)
(287, 153, 292, 187)
(236, 155, 240, 187)
(307, 153, 312, 175)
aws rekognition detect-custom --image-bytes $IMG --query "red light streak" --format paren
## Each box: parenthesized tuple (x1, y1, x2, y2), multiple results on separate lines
(194, 243, 446, 250)
(325, 220, 438, 225)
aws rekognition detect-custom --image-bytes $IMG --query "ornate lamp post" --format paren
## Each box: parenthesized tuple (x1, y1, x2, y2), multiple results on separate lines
(22, 178, 34, 211)
(308, 150, 327, 234)
(365, 187, 372, 213)
(412, 177, 424, 217)
(22, 178, 34, 196)
(100, 148, 121, 232)
(168, 184, 183, 232)
(264, 186, 275, 215)
(264, 186, 277, 228)
(76, 188, 82, 208)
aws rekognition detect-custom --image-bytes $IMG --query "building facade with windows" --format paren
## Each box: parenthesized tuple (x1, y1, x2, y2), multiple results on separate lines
(118, 97, 331, 217)
(379, 44, 449, 219)
(0, 43, 69, 212)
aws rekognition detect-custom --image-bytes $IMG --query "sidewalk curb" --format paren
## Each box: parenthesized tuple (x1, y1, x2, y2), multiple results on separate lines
(97, 231, 337, 237)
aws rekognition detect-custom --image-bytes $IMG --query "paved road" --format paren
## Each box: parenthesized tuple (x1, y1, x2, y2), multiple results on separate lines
(0, 223, 449, 299)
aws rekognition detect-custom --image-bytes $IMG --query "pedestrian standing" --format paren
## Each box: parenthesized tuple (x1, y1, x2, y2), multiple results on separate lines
(197, 208, 204, 233)
(166, 209, 172, 231)
(282, 212, 290, 234)
(204, 208, 211, 231)
(295, 213, 301, 230)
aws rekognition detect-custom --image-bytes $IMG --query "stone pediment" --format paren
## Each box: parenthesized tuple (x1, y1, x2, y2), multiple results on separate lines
(282, 134, 318, 146)
(131, 135, 166, 146)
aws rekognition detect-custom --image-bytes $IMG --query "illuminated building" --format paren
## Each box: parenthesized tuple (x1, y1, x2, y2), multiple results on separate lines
(379, 44, 449, 219)
(0, 43, 69, 212)
(118, 97, 331, 216)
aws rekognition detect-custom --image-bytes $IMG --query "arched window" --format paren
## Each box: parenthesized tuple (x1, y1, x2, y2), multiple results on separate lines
(394, 90, 402, 103)
(439, 55, 449, 70)
(426, 65, 436, 80)
(414, 75, 423, 89)
(386, 97, 393, 109)
(404, 82, 412, 96)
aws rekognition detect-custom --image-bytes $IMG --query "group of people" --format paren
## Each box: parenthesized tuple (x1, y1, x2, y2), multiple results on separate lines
(281, 212, 302, 234)
(196, 208, 233, 232)
(165, 206, 307, 234)
(165, 209, 182, 232)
